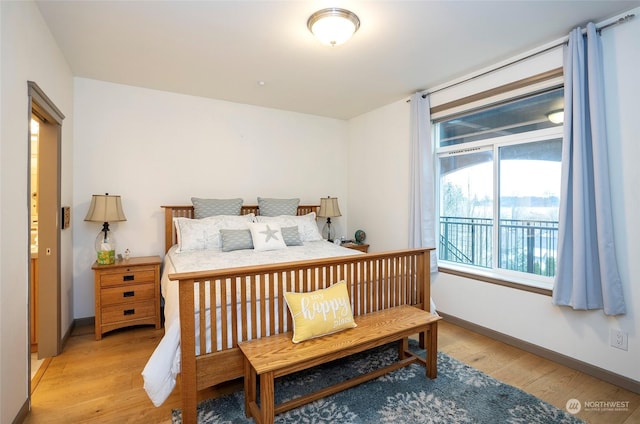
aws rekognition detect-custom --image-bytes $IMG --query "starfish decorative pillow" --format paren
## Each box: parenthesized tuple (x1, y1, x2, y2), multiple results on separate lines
(247, 222, 287, 251)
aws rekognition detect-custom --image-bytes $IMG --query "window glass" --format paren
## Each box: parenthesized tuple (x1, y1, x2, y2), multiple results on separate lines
(498, 140, 561, 276)
(436, 86, 563, 284)
(437, 88, 564, 148)
(439, 150, 493, 268)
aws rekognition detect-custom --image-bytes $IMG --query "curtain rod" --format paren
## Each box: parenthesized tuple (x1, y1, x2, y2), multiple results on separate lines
(419, 13, 635, 99)
(597, 13, 635, 32)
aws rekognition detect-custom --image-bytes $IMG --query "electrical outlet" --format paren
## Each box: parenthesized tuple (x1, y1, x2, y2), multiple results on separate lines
(610, 329, 628, 351)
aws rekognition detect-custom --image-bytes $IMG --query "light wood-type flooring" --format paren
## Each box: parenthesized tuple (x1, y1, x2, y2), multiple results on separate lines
(24, 320, 639, 424)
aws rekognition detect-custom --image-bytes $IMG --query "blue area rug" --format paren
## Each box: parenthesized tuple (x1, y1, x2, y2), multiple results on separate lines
(172, 341, 584, 423)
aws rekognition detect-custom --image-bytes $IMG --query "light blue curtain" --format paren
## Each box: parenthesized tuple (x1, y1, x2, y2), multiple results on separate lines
(552, 23, 626, 315)
(409, 92, 437, 273)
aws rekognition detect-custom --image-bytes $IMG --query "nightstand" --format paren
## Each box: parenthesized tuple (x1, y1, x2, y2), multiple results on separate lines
(92, 255, 161, 340)
(341, 242, 369, 253)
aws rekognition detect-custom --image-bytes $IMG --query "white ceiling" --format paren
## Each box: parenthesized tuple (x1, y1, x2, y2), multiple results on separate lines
(36, 0, 639, 120)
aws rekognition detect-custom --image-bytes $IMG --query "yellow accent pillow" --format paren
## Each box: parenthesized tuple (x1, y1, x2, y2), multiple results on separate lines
(284, 281, 357, 343)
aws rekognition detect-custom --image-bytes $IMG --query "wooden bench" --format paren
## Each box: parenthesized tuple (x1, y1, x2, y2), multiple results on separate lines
(238, 304, 441, 424)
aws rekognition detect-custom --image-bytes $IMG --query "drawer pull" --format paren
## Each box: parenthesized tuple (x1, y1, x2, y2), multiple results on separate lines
(123, 275, 135, 281)
(123, 291, 135, 298)
(123, 309, 135, 316)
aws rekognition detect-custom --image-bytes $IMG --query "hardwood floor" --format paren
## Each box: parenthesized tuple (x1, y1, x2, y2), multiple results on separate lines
(24, 320, 639, 424)
(439, 322, 639, 424)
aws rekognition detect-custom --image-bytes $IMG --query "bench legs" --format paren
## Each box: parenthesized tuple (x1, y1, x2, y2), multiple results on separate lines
(398, 321, 438, 379)
(243, 357, 255, 418)
(260, 373, 275, 424)
(242, 320, 439, 423)
(244, 356, 276, 424)
(426, 323, 438, 379)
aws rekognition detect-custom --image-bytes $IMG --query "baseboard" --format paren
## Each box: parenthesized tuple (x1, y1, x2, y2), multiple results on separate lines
(74, 316, 95, 328)
(11, 398, 29, 424)
(439, 311, 640, 395)
(61, 317, 95, 349)
(61, 320, 74, 350)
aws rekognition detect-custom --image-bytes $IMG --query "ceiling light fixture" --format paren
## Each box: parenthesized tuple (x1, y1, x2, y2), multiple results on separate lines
(546, 109, 564, 124)
(307, 8, 360, 46)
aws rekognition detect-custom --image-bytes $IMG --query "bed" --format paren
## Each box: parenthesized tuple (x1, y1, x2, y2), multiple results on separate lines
(142, 204, 434, 424)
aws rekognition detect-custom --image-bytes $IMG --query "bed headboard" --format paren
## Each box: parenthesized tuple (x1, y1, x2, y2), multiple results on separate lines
(161, 204, 320, 253)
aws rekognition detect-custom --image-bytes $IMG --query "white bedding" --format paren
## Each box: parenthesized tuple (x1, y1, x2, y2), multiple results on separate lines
(142, 240, 362, 406)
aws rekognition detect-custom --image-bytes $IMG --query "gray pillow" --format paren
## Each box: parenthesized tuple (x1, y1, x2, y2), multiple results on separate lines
(257, 197, 300, 217)
(192, 197, 243, 218)
(281, 226, 303, 246)
(219, 229, 254, 252)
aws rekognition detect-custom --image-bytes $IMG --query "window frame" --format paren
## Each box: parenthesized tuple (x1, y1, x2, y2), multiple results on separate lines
(435, 96, 563, 292)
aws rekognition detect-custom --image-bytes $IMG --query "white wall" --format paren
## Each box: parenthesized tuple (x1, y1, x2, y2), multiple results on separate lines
(0, 1, 74, 422)
(72, 78, 349, 318)
(347, 99, 411, 251)
(347, 8, 640, 384)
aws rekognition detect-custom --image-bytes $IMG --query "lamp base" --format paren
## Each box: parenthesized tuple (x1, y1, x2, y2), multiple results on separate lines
(95, 224, 116, 265)
(96, 249, 116, 265)
(322, 218, 336, 242)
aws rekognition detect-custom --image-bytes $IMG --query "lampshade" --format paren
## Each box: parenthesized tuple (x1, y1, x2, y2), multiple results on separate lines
(546, 109, 564, 124)
(307, 8, 360, 46)
(85, 194, 126, 265)
(84, 194, 127, 223)
(317, 197, 341, 218)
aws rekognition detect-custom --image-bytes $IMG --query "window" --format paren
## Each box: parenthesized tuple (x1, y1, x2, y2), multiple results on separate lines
(435, 87, 563, 287)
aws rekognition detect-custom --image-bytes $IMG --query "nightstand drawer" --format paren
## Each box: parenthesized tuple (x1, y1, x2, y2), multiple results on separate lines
(101, 283, 155, 306)
(101, 300, 156, 325)
(99, 267, 156, 287)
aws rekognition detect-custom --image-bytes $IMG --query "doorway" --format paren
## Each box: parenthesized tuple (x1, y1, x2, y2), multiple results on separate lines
(30, 116, 40, 354)
(27, 82, 64, 386)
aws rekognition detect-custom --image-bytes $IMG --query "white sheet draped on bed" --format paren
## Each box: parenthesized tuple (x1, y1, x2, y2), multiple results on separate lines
(141, 241, 363, 406)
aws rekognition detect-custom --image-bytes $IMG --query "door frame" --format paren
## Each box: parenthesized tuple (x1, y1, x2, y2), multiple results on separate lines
(27, 81, 64, 364)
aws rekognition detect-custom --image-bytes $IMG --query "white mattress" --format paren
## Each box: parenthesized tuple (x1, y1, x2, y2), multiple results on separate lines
(142, 241, 362, 406)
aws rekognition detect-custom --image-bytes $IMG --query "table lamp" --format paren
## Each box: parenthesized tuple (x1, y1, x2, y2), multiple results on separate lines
(317, 196, 341, 242)
(84, 193, 126, 265)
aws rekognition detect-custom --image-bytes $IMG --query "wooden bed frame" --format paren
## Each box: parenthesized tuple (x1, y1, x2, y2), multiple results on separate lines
(161, 205, 434, 424)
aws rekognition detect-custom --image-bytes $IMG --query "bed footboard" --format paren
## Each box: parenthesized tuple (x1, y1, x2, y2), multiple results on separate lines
(171, 248, 433, 424)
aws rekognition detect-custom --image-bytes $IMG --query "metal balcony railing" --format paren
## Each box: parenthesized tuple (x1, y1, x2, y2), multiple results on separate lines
(439, 216, 558, 277)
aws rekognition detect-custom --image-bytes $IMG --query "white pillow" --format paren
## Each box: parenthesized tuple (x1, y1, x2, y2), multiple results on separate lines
(256, 212, 323, 242)
(247, 222, 287, 252)
(174, 214, 255, 252)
